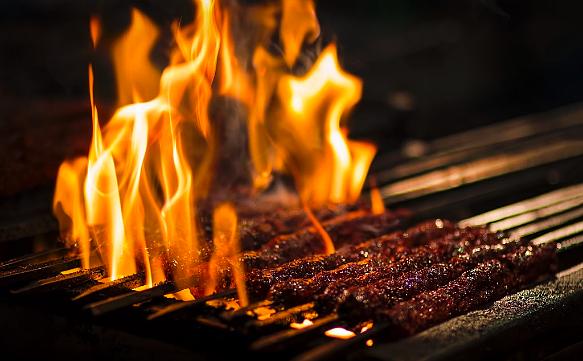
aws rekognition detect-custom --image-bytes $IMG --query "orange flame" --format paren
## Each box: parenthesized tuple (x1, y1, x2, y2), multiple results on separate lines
(280, 0, 320, 66)
(53, 158, 90, 268)
(206, 203, 248, 305)
(272, 44, 376, 206)
(53, 0, 377, 292)
(303, 203, 335, 255)
(112, 9, 160, 105)
(369, 178, 386, 214)
(89, 16, 101, 48)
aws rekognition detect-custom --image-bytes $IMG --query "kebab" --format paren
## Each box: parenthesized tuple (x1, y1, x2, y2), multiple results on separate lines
(267, 226, 506, 306)
(247, 219, 456, 299)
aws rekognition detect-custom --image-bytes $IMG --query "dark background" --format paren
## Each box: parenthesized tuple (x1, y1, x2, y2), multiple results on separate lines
(1, 0, 583, 196)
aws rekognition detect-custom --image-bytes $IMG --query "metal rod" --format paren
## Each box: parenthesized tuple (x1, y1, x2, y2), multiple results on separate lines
(247, 302, 316, 329)
(250, 314, 339, 351)
(509, 207, 583, 239)
(0, 257, 81, 288)
(489, 195, 583, 232)
(531, 220, 583, 245)
(72, 272, 143, 302)
(85, 280, 177, 316)
(11, 267, 105, 295)
(219, 300, 273, 321)
(290, 322, 390, 361)
(0, 247, 70, 271)
(460, 183, 583, 227)
(381, 141, 583, 204)
(147, 289, 237, 320)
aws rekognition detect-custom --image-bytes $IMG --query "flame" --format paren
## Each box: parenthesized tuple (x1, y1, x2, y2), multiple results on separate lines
(89, 16, 101, 48)
(303, 203, 335, 254)
(207, 203, 248, 305)
(53, 158, 90, 268)
(271, 44, 376, 207)
(280, 0, 320, 66)
(369, 178, 386, 214)
(112, 9, 160, 105)
(53, 0, 377, 292)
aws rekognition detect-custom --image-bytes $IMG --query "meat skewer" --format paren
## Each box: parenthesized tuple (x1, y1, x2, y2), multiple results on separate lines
(236, 203, 361, 251)
(189, 208, 410, 296)
(239, 208, 411, 270)
(335, 240, 530, 320)
(375, 243, 557, 336)
(268, 226, 506, 306)
(247, 219, 456, 300)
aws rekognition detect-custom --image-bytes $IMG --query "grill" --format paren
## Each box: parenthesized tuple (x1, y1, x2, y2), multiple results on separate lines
(2, 105, 583, 361)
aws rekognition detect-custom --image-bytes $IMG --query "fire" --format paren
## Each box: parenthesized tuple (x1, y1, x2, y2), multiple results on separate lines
(303, 203, 335, 255)
(272, 45, 376, 206)
(369, 178, 386, 214)
(53, 0, 377, 292)
(112, 9, 160, 106)
(290, 319, 314, 329)
(206, 203, 248, 305)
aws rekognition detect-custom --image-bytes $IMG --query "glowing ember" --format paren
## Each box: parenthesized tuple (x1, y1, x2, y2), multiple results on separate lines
(253, 306, 276, 320)
(360, 322, 374, 333)
(164, 289, 196, 301)
(325, 327, 356, 340)
(53, 0, 377, 293)
(60, 268, 81, 275)
(290, 319, 314, 329)
(205, 298, 241, 311)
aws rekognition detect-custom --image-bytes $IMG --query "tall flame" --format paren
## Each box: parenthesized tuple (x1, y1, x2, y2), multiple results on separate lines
(272, 44, 376, 206)
(53, 0, 377, 291)
(207, 203, 248, 305)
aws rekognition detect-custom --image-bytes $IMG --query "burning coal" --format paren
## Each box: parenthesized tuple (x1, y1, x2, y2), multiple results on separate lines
(52, 0, 376, 297)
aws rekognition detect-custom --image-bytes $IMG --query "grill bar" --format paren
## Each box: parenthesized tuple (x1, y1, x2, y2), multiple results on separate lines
(0, 247, 69, 271)
(0, 257, 82, 288)
(11, 267, 104, 295)
(84, 279, 180, 316)
(460, 183, 583, 227)
(71, 272, 142, 300)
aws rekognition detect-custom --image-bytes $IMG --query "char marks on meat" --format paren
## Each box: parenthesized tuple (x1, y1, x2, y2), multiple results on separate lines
(336, 240, 529, 320)
(195, 209, 557, 336)
(189, 208, 410, 296)
(237, 204, 358, 250)
(247, 219, 456, 300)
(240, 209, 411, 270)
(267, 226, 508, 307)
(376, 243, 557, 336)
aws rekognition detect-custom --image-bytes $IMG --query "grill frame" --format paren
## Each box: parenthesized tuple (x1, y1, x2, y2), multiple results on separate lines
(2, 105, 583, 361)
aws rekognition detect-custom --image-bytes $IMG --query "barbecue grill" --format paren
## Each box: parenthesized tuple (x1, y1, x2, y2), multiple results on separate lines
(1, 104, 583, 361)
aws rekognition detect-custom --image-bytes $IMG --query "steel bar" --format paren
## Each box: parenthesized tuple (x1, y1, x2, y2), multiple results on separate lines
(0, 247, 69, 271)
(460, 183, 583, 227)
(0, 257, 81, 288)
(72, 272, 143, 302)
(11, 267, 105, 295)
(85, 280, 178, 316)
(250, 314, 339, 352)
